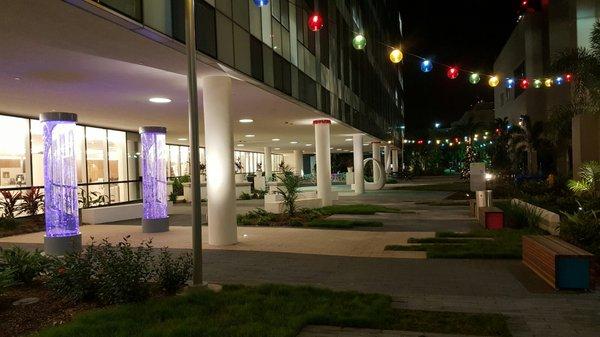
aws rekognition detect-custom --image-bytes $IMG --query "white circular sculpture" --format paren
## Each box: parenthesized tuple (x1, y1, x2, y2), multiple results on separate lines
(363, 158, 386, 190)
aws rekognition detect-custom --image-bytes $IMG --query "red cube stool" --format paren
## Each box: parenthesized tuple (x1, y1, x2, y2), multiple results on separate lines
(478, 207, 504, 230)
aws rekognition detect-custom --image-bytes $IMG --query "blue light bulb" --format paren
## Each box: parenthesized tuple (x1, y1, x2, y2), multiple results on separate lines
(420, 59, 433, 73)
(555, 76, 564, 86)
(253, 0, 269, 7)
(505, 78, 515, 89)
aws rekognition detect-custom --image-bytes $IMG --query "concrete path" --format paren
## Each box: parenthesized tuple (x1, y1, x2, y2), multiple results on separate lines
(0, 225, 430, 259)
(298, 326, 494, 337)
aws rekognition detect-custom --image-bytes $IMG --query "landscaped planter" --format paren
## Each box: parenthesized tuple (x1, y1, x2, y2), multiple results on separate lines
(512, 199, 560, 235)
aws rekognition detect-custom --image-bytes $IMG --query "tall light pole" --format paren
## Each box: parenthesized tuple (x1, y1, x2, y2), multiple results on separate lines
(185, 0, 203, 285)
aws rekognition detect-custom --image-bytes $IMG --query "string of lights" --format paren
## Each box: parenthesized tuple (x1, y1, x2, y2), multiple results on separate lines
(252, 0, 573, 91)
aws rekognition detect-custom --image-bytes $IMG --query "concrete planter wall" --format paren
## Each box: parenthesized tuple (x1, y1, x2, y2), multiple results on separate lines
(512, 199, 560, 235)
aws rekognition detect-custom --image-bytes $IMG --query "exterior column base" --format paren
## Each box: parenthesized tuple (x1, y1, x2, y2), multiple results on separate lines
(142, 217, 170, 233)
(44, 234, 82, 256)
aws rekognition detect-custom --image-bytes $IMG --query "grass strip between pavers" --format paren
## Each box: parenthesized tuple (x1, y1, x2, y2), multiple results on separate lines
(307, 219, 384, 229)
(319, 204, 413, 215)
(32, 284, 512, 337)
(386, 228, 544, 259)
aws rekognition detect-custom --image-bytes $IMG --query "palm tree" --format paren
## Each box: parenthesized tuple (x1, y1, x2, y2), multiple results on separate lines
(568, 161, 600, 199)
(509, 115, 548, 175)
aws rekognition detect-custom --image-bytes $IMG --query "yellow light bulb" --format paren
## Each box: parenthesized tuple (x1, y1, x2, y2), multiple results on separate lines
(544, 78, 553, 88)
(488, 76, 500, 88)
(389, 49, 403, 64)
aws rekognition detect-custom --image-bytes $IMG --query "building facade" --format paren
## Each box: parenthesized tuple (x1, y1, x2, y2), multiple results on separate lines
(90, 0, 404, 140)
(494, 0, 600, 174)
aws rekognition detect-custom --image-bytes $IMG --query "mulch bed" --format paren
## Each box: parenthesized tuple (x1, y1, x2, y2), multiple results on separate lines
(0, 283, 96, 337)
(0, 217, 45, 238)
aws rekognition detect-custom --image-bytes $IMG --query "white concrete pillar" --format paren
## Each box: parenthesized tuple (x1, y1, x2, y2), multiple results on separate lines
(384, 145, 392, 173)
(392, 148, 399, 173)
(293, 150, 303, 176)
(264, 146, 272, 181)
(371, 141, 381, 183)
(202, 75, 237, 246)
(353, 134, 365, 195)
(314, 119, 332, 206)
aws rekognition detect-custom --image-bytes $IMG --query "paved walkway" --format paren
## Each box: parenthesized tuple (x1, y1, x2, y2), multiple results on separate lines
(1, 176, 598, 337)
(298, 326, 493, 337)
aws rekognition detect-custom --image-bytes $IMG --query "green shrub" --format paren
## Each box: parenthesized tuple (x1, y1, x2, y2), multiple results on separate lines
(0, 217, 18, 231)
(297, 208, 323, 221)
(276, 165, 301, 216)
(155, 249, 193, 294)
(94, 237, 154, 305)
(237, 209, 278, 226)
(239, 192, 252, 200)
(47, 243, 98, 302)
(560, 211, 600, 255)
(0, 247, 48, 284)
(496, 201, 542, 229)
(172, 178, 184, 196)
(252, 189, 267, 199)
(0, 269, 16, 294)
(168, 192, 178, 203)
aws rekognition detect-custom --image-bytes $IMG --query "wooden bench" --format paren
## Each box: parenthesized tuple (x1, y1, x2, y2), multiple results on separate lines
(523, 235, 593, 290)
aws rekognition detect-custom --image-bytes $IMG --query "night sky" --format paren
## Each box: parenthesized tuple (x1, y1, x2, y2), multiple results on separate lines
(395, 1, 523, 137)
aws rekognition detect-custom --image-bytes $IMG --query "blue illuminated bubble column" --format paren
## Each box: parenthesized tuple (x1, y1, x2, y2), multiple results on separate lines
(139, 126, 169, 233)
(41, 112, 82, 255)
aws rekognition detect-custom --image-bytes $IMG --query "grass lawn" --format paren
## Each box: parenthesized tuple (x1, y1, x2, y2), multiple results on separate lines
(386, 227, 544, 259)
(33, 284, 512, 337)
(306, 219, 383, 229)
(392, 181, 470, 193)
(319, 204, 411, 215)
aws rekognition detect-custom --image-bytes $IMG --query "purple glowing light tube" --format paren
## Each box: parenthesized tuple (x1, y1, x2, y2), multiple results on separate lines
(41, 113, 80, 238)
(140, 127, 168, 220)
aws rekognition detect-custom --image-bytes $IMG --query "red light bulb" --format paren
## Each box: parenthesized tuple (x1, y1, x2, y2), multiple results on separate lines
(519, 79, 530, 89)
(565, 73, 573, 82)
(308, 12, 324, 32)
(447, 67, 459, 80)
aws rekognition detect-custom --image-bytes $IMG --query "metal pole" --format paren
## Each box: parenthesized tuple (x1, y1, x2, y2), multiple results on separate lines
(184, 0, 203, 285)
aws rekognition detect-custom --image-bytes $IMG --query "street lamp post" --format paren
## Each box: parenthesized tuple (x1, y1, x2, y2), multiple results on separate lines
(184, 0, 203, 285)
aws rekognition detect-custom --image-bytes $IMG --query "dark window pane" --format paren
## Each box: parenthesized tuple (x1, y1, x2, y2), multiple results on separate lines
(251, 36, 264, 81)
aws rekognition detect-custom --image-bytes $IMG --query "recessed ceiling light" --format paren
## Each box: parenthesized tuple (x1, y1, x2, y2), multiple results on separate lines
(290, 141, 298, 144)
(245, 134, 255, 138)
(336, 148, 343, 151)
(274, 147, 281, 150)
(177, 138, 188, 141)
(13, 77, 21, 81)
(237, 144, 245, 147)
(239, 119, 254, 123)
(149, 97, 171, 103)
(305, 144, 312, 146)
(345, 138, 352, 141)
(363, 143, 369, 146)
(272, 138, 280, 141)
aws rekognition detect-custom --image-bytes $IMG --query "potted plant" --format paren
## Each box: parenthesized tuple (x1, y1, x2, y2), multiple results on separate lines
(199, 163, 207, 183)
(234, 158, 245, 183)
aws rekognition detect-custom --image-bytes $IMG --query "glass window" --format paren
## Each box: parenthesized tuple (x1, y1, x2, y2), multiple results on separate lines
(99, 0, 142, 21)
(197, 1, 217, 58)
(271, 0, 280, 21)
(126, 132, 141, 201)
(216, 12, 235, 66)
(169, 146, 181, 177)
(85, 127, 108, 183)
(234, 24, 252, 75)
(272, 19, 282, 55)
(249, 0, 262, 39)
(280, 0, 289, 28)
(180, 146, 190, 176)
(250, 36, 264, 81)
(232, 0, 249, 30)
(108, 130, 127, 181)
(261, 1, 272, 47)
(215, 0, 232, 16)
(0, 116, 29, 188)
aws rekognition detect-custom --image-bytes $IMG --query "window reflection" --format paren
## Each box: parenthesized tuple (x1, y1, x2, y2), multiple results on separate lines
(0, 116, 29, 188)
